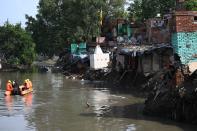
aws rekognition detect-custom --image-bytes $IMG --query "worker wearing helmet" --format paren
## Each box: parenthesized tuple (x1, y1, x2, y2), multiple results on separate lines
(23, 79, 27, 89)
(6, 80, 13, 91)
(27, 79, 32, 88)
(24, 79, 30, 89)
(12, 80, 20, 95)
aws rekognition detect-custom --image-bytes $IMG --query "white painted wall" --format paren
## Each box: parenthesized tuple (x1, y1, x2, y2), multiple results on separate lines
(188, 62, 197, 74)
(90, 45, 110, 70)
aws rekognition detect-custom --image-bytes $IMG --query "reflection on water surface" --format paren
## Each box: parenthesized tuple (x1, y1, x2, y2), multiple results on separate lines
(0, 72, 196, 131)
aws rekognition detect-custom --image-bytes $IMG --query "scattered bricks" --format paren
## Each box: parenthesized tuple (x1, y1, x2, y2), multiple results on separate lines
(175, 69, 184, 87)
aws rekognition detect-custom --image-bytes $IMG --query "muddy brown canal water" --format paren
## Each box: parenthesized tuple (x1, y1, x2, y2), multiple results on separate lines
(0, 72, 196, 131)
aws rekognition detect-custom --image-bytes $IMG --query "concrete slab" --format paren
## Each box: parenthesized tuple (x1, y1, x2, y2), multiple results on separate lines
(188, 62, 197, 74)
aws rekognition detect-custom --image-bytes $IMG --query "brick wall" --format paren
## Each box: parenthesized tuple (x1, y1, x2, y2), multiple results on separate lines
(151, 28, 171, 43)
(173, 11, 197, 32)
(171, 11, 197, 64)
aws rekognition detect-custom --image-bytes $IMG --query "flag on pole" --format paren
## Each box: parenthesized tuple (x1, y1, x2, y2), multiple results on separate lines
(99, 8, 103, 26)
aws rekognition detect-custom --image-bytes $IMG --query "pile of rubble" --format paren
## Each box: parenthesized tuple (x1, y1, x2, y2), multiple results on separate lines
(143, 64, 197, 123)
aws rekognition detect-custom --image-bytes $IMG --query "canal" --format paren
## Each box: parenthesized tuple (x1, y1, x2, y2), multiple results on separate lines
(0, 72, 196, 131)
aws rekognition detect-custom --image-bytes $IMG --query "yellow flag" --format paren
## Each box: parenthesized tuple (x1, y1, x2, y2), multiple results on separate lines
(99, 9, 103, 26)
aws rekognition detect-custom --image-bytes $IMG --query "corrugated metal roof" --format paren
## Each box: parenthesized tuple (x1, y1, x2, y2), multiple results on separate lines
(119, 44, 172, 56)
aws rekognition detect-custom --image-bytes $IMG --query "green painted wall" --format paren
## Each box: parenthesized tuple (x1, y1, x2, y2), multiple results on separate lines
(71, 43, 87, 54)
(172, 32, 197, 64)
(117, 24, 132, 37)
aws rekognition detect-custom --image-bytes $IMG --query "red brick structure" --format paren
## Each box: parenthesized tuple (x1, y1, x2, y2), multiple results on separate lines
(171, 11, 197, 64)
(172, 11, 197, 32)
(146, 18, 171, 44)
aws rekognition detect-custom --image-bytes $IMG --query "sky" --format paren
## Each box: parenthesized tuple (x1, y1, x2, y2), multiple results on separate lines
(0, 0, 132, 27)
(125, 0, 133, 10)
(0, 0, 39, 27)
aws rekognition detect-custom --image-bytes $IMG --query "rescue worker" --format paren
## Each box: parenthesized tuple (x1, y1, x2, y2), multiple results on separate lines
(6, 80, 13, 92)
(27, 79, 32, 88)
(12, 80, 20, 95)
(24, 79, 30, 89)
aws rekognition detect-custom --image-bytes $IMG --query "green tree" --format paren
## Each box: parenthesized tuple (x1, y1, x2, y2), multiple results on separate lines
(26, 0, 126, 56)
(127, 0, 142, 22)
(142, 0, 175, 19)
(184, 0, 197, 11)
(128, 0, 175, 21)
(0, 22, 36, 65)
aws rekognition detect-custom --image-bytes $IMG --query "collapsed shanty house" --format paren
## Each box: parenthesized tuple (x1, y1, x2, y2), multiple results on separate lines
(143, 1, 197, 123)
(116, 44, 173, 76)
(146, 18, 171, 43)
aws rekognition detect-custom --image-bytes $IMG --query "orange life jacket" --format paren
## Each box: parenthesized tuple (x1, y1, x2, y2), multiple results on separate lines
(6, 82, 13, 91)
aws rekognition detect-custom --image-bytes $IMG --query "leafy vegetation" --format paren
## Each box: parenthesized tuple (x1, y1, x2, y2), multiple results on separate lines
(127, 0, 142, 22)
(128, 0, 175, 22)
(26, 0, 126, 56)
(0, 22, 36, 65)
(0, 0, 195, 67)
(184, 0, 197, 11)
